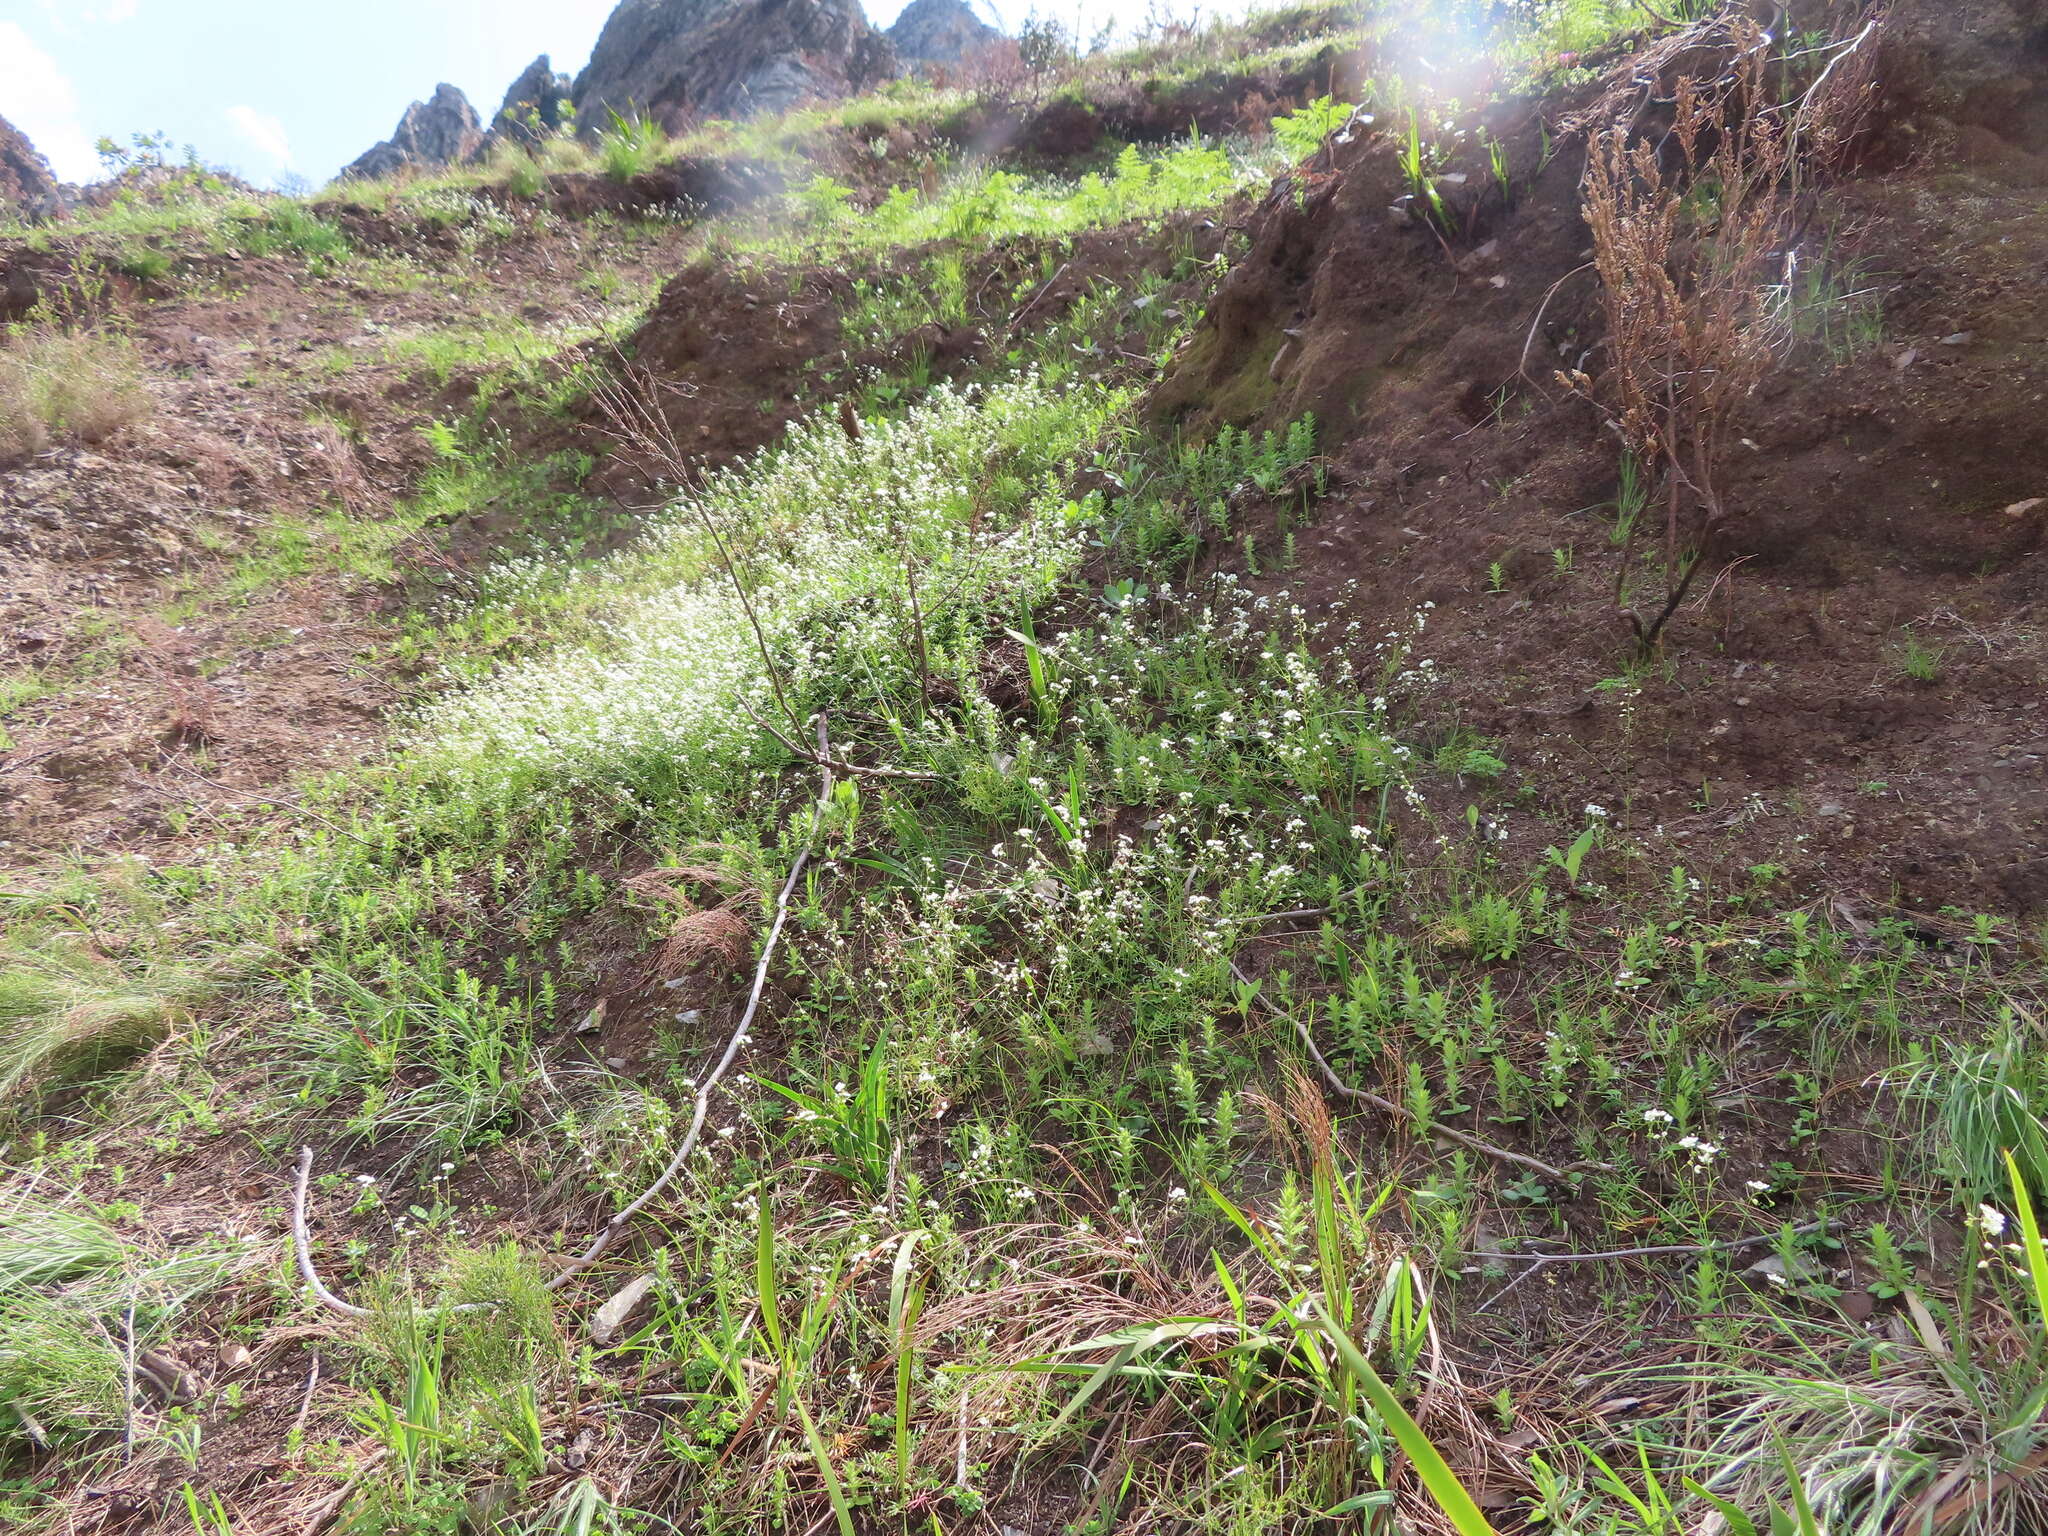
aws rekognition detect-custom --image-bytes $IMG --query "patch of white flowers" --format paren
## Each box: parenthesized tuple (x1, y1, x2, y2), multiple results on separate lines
(412, 376, 1119, 795)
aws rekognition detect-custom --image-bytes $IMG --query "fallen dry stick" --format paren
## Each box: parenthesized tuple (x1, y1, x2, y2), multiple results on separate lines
(1474, 1219, 1830, 1313)
(1228, 959, 1613, 1183)
(292, 726, 838, 1315)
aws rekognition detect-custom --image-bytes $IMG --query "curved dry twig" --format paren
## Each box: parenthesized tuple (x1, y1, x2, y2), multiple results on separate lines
(1228, 960, 1614, 1183)
(291, 1148, 372, 1319)
(1517, 261, 1596, 388)
(291, 725, 838, 1317)
(540, 730, 831, 1287)
(738, 699, 940, 780)
(1474, 1218, 1830, 1313)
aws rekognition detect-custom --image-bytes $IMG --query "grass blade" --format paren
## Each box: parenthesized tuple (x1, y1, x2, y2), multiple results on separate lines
(1304, 1298, 1498, 1536)
(796, 1396, 858, 1536)
(895, 1276, 924, 1493)
(2005, 1149, 2048, 1344)
(756, 1196, 784, 1359)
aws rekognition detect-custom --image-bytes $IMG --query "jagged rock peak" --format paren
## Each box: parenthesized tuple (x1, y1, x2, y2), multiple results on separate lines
(574, 0, 898, 130)
(0, 113, 59, 211)
(886, 0, 1002, 68)
(341, 83, 486, 181)
(488, 55, 576, 149)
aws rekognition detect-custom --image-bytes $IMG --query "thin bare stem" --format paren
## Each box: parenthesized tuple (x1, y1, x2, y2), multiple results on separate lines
(543, 724, 834, 1285)
(738, 700, 939, 780)
(586, 361, 808, 740)
(1474, 1219, 1829, 1313)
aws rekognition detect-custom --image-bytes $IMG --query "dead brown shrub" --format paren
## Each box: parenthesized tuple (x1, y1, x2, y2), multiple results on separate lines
(306, 416, 372, 514)
(1561, 10, 1893, 654)
(1566, 22, 1792, 653)
(1794, 7, 1891, 180)
(0, 347, 47, 460)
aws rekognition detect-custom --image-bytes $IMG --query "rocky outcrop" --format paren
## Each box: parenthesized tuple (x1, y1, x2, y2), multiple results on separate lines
(341, 84, 486, 181)
(574, 0, 898, 130)
(886, 0, 1001, 69)
(0, 114, 59, 212)
(482, 55, 576, 153)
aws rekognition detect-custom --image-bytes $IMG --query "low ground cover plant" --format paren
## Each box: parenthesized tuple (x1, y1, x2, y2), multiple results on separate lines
(0, 4, 2042, 1534)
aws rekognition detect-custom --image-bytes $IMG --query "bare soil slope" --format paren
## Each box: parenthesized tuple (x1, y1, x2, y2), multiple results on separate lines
(0, 209, 699, 855)
(1157, 5, 2048, 915)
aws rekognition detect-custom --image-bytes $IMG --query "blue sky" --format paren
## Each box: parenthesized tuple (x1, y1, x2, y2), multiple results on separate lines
(0, 0, 1060, 188)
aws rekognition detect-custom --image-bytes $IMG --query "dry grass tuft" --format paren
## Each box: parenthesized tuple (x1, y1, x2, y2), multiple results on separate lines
(626, 859, 759, 971)
(307, 415, 373, 514)
(0, 321, 152, 461)
(0, 933, 210, 1102)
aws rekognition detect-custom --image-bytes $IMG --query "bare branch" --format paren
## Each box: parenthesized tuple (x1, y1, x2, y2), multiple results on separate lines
(1474, 1219, 1830, 1313)
(1228, 961, 1613, 1182)
(291, 1148, 369, 1319)
(585, 360, 809, 742)
(738, 700, 941, 781)
(291, 727, 840, 1315)
(541, 721, 836, 1286)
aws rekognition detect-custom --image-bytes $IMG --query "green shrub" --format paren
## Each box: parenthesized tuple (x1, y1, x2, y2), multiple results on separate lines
(112, 243, 173, 281)
(1273, 94, 1352, 164)
(598, 110, 666, 183)
(238, 202, 351, 261)
(505, 157, 545, 199)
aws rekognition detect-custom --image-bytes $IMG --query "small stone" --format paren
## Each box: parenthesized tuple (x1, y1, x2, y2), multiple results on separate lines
(1745, 1251, 1820, 1282)
(589, 1273, 658, 1345)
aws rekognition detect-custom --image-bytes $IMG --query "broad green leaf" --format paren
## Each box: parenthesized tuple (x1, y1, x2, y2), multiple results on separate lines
(1306, 1299, 1498, 1536)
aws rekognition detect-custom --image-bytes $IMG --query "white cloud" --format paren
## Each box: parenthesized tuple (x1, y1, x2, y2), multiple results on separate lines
(33, 0, 137, 27)
(0, 22, 100, 183)
(225, 105, 293, 169)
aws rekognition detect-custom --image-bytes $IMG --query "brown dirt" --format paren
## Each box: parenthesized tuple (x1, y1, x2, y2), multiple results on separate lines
(0, 209, 704, 862)
(312, 156, 788, 239)
(1153, 57, 2048, 919)
(602, 214, 1231, 486)
(2, 133, 1247, 879)
(1, 86, 1252, 867)
(960, 45, 1376, 168)
(14, 18, 2048, 1524)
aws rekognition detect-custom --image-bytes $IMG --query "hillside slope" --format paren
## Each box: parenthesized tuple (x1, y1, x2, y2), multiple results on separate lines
(2, 6, 2047, 1536)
